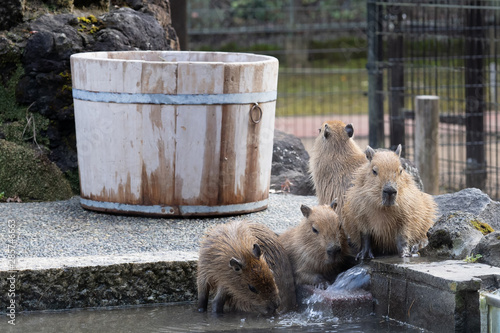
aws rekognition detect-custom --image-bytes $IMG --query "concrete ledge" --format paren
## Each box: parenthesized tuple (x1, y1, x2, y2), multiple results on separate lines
(0, 252, 198, 312)
(370, 257, 500, 333)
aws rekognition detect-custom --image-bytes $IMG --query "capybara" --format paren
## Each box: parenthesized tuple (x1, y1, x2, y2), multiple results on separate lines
(309, 120, 366, 208)
(197, 220, 297, 314)
(279, 202, 354, 286)
(341, 145, 437, 259)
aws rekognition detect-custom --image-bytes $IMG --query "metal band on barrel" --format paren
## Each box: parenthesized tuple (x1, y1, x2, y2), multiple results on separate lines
(72, 89, 277, 105)
(80, 198, 268, 216)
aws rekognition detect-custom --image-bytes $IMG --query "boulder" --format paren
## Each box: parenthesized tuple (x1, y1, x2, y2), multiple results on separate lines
(473, 231, 500, 267)
(0, 0, 24, 31)
(13, 7, 178, 174)
(435, 187, 492, 216)
(421, 211, 491, 259)
(434, 187, 500, 230)
(271, 129, 314, 196)
(112, 0, 179, 49)
(0, 139, 73, 201)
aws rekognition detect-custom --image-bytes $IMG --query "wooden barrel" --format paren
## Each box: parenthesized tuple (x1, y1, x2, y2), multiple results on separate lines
(71, 51, 278, 216)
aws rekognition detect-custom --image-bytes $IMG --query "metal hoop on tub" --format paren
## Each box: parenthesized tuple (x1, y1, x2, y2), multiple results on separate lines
(250, 103, 263, 124)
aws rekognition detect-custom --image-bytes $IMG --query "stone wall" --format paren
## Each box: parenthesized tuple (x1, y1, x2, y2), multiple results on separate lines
(0, 0, 179, 183)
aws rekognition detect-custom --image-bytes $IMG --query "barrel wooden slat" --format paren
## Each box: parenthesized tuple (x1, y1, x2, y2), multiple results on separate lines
(72, 51, 278, 216)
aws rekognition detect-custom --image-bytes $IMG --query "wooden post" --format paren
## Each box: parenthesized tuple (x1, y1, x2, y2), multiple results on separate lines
(414, 96, 439, 195)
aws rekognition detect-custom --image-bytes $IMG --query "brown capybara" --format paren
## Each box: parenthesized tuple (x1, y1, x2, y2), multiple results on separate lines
(279, 202, 354, 286)
(309, 120, 366, 208)
(341, 145, 437, 259)
(197, 220, 297, 314)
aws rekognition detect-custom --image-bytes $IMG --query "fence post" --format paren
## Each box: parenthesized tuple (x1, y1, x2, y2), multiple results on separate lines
(465, 0, 486, 190)
(414, 96, 439, 195)
(171, 0, 188, 50)
(387, 5, 405, 155)
(367, 0, 384, 148)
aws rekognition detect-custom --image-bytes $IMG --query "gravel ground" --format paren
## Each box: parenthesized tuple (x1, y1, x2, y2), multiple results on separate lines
(0, 194, 318, 259)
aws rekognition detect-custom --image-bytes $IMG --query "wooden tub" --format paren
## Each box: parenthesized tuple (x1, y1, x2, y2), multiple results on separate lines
(71, 51, 278, 216)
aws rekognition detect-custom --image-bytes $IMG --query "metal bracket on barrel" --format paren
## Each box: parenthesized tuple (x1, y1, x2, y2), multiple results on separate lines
(250, 103, 262, 124)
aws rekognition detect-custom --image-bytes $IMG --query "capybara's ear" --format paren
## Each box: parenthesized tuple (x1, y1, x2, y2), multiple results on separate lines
(345, 124, 354, 138)
(330, 199, 338, 210)
(323, 123, 330, 139)
(252, 244, 262, 258)
(395, 144, 402, 157)
(300, 204, 312, 218)
(365, 146, 376, 161)
(230, 257, 243, 272)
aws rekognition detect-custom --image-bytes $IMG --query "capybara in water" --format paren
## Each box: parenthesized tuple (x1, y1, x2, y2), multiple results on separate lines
(197, 220, 296, 314)
(309, 120, 366, 208)
(279, 202, 354, 286)
(341, 145, 437, 259)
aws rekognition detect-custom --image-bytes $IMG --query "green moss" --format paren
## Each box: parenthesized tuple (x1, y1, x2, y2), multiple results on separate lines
(76, 15, 103, 34)
(0, 140, 73, 201)
(64, 169, 80, 195)
(0, 65, 50, 147)
(0, 66, 24, 122)
(464, 253, 483, 263)
(470, 219, 494, 235)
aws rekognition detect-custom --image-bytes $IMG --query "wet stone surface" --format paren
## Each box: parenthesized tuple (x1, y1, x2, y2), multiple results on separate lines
(370, 257, 500, 333)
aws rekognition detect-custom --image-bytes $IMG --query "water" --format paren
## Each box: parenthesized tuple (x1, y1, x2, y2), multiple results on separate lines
(3, 266, 424, 332)
(4, 303, 424, 333)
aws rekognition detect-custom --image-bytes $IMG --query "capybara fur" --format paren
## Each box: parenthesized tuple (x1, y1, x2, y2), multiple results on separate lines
(341, 145, 437, 259)
(309, 120, 366, 208)
(279, 202, 354, 286)
(197, 220, 297, 314)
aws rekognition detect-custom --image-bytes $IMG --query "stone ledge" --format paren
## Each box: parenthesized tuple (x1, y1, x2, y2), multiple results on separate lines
(0, 251, 198, 312)
(370, 257, 500, 333)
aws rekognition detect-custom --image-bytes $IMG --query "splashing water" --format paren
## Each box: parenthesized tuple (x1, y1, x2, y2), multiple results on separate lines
(327, 265, 371, 292)
(292, 265, 371, 325)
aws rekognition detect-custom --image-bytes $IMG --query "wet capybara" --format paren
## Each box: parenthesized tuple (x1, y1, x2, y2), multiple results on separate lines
(341, 145, 437, 259)
(197, 220, 296, 314)
(279, 202, 354, 286)
(309, 120, 366, 208)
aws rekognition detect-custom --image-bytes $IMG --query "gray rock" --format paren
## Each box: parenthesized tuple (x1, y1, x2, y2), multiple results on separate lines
(271, 129, 314, 196)
(434, 187, 500, 231)
(434, 188, 492, 216)
(94, 8, 174, 51)
(421, 211, 485, 259)
(478, 200, 500, 231)
(473, 231, 500, 267)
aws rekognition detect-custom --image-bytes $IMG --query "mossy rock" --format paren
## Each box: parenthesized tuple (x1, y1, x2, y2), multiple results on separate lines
(470, 219, 495, 235)
(0, 139, 72, 201)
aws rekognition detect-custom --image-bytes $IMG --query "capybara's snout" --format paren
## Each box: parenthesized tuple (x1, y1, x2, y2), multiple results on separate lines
(326, 243, 341, 259)
(382, 183, 397, 206)
(263, 299, 280, 315)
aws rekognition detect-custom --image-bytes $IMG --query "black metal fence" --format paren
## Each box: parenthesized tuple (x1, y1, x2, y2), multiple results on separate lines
(186, 0, 500, 200)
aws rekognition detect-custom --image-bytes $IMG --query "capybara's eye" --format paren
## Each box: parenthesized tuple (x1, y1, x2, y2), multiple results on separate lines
(312, 226, 319, 234)
(399, 167, 403, 174)
(248, 285, 258, 294)
(372, 168, 378, 176)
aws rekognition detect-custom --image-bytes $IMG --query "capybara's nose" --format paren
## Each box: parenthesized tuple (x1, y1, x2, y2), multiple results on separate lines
(383, 185, 397, 197)
(267, 299, 280, 314)
(327, 244, 341, 257)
